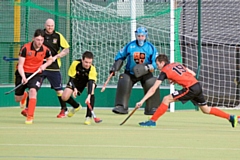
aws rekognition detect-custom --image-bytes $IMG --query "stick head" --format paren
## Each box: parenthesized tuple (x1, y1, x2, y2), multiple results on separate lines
(94, 117, 102, 123)
(4, 91, 11, 95)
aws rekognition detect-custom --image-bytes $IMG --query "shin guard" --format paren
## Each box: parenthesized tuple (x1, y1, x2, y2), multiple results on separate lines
(142, 77, 160, 115)
(113, 73, 133, 114)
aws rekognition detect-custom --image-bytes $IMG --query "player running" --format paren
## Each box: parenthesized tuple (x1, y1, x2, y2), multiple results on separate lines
(136, 54, 239, 128)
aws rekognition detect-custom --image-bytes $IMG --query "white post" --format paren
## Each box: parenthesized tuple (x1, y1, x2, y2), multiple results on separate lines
(130, 0, 136, 41)
(170, 0, 175, 112)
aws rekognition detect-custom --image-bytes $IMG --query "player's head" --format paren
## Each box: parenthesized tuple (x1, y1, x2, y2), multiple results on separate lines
(33, 29, 45, 49)
(135, 27, 148, 46)
(82, 51, 93, 69)
(155, 54, 170, 70)
(44, 18, 55, 34)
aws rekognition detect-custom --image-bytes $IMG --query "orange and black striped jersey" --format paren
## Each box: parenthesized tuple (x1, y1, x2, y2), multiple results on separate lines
(68, 59, 97, 82)
(19, 42, 51, 73)
(158, 62, 198, 88)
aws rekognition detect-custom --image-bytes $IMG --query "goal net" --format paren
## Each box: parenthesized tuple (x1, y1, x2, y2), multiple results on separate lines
(71, 0, 179, 86)
(177, 0, 240, 108)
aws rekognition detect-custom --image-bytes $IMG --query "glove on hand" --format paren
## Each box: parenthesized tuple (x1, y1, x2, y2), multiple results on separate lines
(109, 67, 115, 76)
(145, 64, 154, 72)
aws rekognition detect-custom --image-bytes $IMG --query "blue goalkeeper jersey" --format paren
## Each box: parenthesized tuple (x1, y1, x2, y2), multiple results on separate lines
(114, 40, 158, 75)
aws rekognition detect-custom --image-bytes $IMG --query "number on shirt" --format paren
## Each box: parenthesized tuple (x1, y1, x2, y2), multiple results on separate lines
(172, 64, 186, 75)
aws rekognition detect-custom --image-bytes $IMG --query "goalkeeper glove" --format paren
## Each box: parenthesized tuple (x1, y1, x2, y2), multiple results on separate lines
(109, 67, 116, 76)
(145, 64, 154, 72)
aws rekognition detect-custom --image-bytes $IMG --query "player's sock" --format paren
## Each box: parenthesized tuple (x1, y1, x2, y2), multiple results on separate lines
(86, 95, 95, 117)
(28, 98, 36, 118)
(22, 91, 28, 103)
(66, 96, 79, 108)
(150, 103, 168, 122)
(57, 95, 67, 111)
(209, 107, 230, 119)
(20, 91, 28, 108)
(26, 96, 29, 109)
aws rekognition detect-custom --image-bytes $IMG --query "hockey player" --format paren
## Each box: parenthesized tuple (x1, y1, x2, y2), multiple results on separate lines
(109, 27, 160, 115)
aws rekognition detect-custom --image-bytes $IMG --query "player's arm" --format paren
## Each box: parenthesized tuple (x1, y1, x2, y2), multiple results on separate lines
(136, 79, 162, 108)
(67, 60, 79, 98)
(55, 33, 70, 59)
(18, 47, 27, 84)
(40, 49, 53, 71)
(109, 44, 129, 76)
(55, 48, 69, 59)
(85, 66, 97, 103)
(18, 56, 27, 84)
(149, 45, 158, 70)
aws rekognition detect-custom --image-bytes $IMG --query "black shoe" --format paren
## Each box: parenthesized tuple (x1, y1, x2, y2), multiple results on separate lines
(144, 108, 157, 115)
(112, 105, 128, 114)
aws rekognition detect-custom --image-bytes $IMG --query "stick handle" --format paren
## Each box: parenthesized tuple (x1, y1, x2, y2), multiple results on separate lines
(119, 107, 138, 125)
(87, 102, 96, 118)
(4, 69, 41, 95)
(101, 72, 113, 92)
(3, 56, 19, 62)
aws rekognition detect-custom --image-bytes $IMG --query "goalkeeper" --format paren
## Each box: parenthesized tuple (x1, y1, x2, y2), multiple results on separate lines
(109, 26, 160, 115)
(136, 54, 239, 128)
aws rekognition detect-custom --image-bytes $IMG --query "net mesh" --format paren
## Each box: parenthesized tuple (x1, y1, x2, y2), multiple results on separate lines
(0, 0, 173, 86)
(177, 0, 240, 107)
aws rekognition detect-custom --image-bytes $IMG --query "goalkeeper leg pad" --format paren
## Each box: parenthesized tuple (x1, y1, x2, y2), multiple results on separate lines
(142, 77, 161, 115)
(112, 73, 133, 114)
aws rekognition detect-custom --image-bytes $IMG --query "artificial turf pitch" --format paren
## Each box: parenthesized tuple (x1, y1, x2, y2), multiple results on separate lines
(0, 107, 239, 160)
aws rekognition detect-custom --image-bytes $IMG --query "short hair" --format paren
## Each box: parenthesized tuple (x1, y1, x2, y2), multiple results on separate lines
(34, 29, 45, 37)
(82, 51, 93, 60)
(156, 54, 170, 64)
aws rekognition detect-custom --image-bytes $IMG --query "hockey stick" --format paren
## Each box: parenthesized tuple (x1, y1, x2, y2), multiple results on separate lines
(119, 107, 138, 126)
(101, 72, 113, 92)
(3, 56, 18, 62)
(4, 69, 41, 95)
(86, 102, 102, 123)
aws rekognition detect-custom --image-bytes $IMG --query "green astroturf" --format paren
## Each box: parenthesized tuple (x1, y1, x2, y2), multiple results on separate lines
(0, 107, 240, 160)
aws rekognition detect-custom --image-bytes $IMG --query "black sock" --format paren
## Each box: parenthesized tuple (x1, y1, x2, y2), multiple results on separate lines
(86, 95, 95, 117)
(25, 96, 29, 109)
(58, 96, 67, 111)
(66, 96, 79, 108)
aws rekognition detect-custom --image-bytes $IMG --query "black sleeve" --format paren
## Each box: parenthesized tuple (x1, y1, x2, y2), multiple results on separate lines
(69, 77, 76, 89)
(87, 80, 94, 95)
(19, 47, 27, 57)
(45, 49, 52, 58)
(157, 72, 167, 81)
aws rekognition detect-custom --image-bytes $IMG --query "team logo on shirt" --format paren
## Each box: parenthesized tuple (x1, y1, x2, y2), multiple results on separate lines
(27, 52, 32, 56)
(53, 38, 58, 44)
(133, 52, 145, 64)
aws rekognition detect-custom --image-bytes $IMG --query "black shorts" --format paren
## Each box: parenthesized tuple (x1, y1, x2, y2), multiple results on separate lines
(41, 70, 63, 91)
(65, 78, 97, 95)
(15, 71, 42, 96)
(172, 82, 207, 106)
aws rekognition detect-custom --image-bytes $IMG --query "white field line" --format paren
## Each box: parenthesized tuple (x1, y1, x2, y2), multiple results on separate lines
(0, 143, 240, 151)
(0, 126, 240, 132)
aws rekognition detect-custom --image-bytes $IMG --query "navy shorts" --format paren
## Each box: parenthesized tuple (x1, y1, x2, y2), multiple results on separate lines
(41, 70, 63, 91)
(15, 71, 42, 96)
(172, 82, 207, 106)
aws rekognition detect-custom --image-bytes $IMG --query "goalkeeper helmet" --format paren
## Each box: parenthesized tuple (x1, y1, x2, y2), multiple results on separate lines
(135, 27, 148, 46)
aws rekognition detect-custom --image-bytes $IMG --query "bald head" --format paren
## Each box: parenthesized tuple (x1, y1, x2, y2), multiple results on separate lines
(45, 18, 55, 34)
